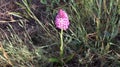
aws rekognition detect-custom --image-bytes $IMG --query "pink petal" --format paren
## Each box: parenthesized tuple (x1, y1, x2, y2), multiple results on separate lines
(55, 9, 70, 30)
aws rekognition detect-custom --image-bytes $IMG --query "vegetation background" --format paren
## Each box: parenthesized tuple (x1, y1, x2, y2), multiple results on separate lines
(0, 0, 119, 67)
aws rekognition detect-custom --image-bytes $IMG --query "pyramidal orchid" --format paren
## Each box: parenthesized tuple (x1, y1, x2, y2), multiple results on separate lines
(55, 9, 70, 61)
(55, 9, 70, 30)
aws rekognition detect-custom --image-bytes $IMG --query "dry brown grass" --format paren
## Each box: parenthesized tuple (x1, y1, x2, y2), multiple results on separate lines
(0, 0, 21, 22)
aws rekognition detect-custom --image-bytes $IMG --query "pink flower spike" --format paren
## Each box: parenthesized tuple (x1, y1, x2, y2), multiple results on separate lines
(55, 9, 70, 30)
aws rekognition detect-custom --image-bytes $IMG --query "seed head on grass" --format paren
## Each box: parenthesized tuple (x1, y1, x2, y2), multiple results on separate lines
(55, 9, 70, 30)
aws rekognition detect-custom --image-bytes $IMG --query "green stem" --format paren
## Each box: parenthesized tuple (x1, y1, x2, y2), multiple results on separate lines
(60, 29, 64, 57)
